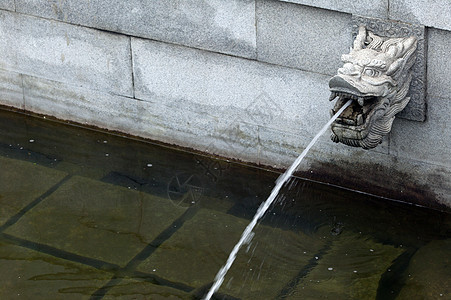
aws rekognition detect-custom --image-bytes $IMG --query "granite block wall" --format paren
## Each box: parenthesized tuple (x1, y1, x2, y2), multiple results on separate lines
(0, 0, 450, 210)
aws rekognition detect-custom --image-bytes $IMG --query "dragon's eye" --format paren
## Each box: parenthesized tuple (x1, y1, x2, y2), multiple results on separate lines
(364, 68, 380, 77)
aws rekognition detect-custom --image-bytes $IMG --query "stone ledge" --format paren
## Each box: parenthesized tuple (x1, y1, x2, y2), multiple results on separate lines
(22, 74, 139, 135)
(0, 69, 23, 110)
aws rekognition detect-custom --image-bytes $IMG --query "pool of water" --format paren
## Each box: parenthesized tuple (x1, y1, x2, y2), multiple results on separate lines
(0, 108, 449, 299)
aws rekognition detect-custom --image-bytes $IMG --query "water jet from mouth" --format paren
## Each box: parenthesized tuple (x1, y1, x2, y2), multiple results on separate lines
(203, 99, 353, 300)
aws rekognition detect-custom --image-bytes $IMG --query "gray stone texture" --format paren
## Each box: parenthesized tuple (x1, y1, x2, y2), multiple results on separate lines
(132, 37, 335, 135)
(427, 28, 451, 100)
(390, 94, 451, 168)
(351, 16, 427, 122)
(256, 0, 352, 75)
(389, 0, 451, 31)
(0, 69, 24, 109)
(0, 0, 14, 11)
(23, 75, 139, 134)
(280, 0, 388, 18)
(15, 0, 257, 59)
(0, 10, 133, 97)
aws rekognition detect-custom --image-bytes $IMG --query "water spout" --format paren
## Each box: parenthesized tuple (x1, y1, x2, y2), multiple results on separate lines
(329, 26, 418, 149)
(203, 99, 353, 300)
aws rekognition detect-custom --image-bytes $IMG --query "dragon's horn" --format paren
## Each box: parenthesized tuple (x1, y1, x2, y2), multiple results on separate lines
(353, 26, 367, 51)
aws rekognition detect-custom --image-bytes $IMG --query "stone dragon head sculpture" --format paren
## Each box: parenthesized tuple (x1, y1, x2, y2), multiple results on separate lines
(329, 26, 418, 149)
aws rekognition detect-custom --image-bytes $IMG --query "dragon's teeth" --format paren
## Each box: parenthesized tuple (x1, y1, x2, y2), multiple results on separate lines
(358, 97, 364, 106)
(357, 114, 364, 125)
(329, 92, 337, 101)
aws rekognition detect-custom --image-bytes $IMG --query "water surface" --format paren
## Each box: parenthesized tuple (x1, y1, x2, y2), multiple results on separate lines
(0, 108, 449, 299)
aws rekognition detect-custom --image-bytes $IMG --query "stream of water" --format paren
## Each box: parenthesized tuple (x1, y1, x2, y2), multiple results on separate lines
(204, 100, 353, 299)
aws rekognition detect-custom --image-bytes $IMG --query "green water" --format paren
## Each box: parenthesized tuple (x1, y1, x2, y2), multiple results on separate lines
(0, 108, 449, 299)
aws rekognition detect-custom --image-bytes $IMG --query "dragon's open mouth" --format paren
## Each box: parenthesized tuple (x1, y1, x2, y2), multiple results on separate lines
(329, 90, 379, 127)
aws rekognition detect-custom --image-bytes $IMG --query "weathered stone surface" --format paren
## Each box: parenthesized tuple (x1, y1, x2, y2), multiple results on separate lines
(280, 0, 388, 18)
(390, 95, 451, 168)
(350, 16, 427, 122)
(295, 144, 451, 210)
(390, 30, 450, 167)
(136, 98, 261, 164)
(5, 176, 187, 266)
(16, 0, 256, 59)
(0, 0, 14, 11)
(0, 10, 133, 96)
(256, 0, 352, 75)
(0, 69, 23, 109)
(0, 242, 112, 299)
(137, 208, 326, 299)
(132, 37, 334, 135)
(0, 156, 67, 227)
(389, 0, 451, 31)
(23, 75, 139, 134)
(427, 28, 451, 99)
(397, 239, 451, 299)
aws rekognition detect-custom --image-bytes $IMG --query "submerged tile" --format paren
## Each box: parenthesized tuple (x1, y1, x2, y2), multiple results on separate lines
(103, 278, 191, 300)
(5, 176, 187, 266)
(0, 241, 112, 299)
(289, 230, 404, 299)
(0, 156, 68, 227)
(137, 208, 327, 299)
(397, 239, 450, 299)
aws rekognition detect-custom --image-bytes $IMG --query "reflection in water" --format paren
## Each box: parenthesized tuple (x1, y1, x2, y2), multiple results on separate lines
(0, 108, 449, 299)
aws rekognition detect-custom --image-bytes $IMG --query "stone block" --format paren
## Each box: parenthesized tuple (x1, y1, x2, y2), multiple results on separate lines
(0, 69, 24, 109)
(23, 75, 139, 134)
(389, 0, 451, 31)
(16, 0, 256, 59)
(427, 28, 451, 99)
(0, 242, 112, 298)
(0, 156, 67, 227)
(135, 99, 261, 164)
(390, 95, 451, 168)
(5, 176, 187, 266)
(0, 10, 133, 96)
(256, 0, 352, 75)
(0, 0, 14, 11)
(132, 36, 335, 133)
(280, 0, 388, 18)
